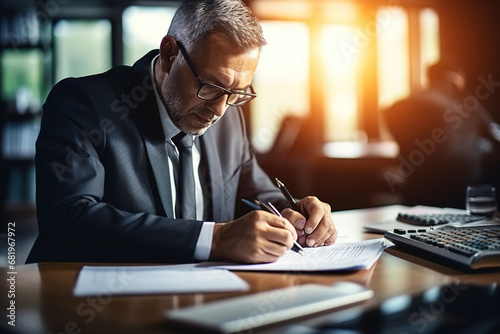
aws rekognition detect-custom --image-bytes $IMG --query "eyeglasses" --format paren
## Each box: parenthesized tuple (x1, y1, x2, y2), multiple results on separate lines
(176, 41, 257, 107)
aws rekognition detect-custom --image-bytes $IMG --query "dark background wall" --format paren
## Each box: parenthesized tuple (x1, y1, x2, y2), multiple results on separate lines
(438, 0, 500, 118)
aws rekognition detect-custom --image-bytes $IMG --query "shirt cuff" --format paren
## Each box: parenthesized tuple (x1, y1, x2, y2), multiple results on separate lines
(194, 222, 215, 261)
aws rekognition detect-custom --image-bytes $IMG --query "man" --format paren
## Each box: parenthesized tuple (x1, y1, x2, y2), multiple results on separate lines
(384, 60, 500, 208)
(27, 0, 337, 264)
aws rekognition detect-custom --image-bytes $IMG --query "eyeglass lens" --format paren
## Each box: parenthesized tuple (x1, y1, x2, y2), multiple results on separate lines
(198, 85, 252, 106)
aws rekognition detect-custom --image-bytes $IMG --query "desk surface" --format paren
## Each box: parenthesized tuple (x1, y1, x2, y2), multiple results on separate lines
(2, 205, 500, 334)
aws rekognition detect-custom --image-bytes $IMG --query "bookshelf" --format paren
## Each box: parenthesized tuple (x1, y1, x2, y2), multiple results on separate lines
(0, 8, 52, 220)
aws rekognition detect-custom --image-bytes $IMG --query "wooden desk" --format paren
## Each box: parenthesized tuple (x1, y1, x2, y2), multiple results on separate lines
(2, 206, 500, 334)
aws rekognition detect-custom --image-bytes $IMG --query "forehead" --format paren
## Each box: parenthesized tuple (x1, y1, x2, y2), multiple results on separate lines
(189, 34, 260, 86)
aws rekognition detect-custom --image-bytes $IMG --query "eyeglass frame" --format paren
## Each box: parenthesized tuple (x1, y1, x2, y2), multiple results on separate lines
(176, 40, 257, 107)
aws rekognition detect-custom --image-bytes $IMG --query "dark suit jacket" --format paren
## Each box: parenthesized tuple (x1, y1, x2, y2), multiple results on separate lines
(27, 50, 287, 263)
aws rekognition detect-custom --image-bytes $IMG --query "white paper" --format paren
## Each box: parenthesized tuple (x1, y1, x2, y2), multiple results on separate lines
(73, 263, 249, 297)
(210, 239, 385, 272)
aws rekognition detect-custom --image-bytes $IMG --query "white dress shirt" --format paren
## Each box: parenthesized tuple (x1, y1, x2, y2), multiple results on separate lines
(150, 55, 214, 261)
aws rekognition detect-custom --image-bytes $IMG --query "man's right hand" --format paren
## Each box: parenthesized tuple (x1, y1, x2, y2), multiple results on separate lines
(209, 210, 298, 263)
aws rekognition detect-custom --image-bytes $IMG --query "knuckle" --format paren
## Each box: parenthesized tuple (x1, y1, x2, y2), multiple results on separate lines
(253, 210, 266, 220)
(328, 223, 335, 233)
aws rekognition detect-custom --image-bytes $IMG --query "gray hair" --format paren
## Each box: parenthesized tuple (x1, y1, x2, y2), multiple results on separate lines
(167, 0, 266, 53)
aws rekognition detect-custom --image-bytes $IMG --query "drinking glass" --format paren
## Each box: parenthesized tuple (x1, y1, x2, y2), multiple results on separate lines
(466, 185, 497, 217)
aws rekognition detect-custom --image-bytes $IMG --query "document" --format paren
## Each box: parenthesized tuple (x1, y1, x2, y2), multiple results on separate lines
(73, 264, 249, 297)
(208, 238, 385, 272)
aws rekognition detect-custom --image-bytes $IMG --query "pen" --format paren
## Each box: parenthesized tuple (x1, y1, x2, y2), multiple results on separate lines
(276, 178, 309, 238)
(263, 201, 305, 256)
(253, 199, 275, 216)
(275, 178, 300, 212)
(241, 198, 261, 210)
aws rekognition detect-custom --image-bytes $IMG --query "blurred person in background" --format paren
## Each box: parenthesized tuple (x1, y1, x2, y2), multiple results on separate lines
(384, 59, 500, 208)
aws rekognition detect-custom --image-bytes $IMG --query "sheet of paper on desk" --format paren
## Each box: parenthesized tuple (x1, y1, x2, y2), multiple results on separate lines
(209, 238, 385, 272)
(73, 264, 249, 297)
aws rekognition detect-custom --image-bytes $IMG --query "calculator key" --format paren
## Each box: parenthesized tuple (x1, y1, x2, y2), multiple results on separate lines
(394, 228, 406, 235)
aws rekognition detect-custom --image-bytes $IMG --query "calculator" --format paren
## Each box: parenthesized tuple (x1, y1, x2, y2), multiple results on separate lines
(396, 212, 485, 226)
(384, 226, 500, 270)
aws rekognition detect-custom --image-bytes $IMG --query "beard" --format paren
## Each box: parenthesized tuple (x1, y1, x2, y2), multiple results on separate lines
(160, 81, 219, 136)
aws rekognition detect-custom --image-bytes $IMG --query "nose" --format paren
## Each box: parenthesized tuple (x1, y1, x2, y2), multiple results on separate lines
(205, 95, 228, 117)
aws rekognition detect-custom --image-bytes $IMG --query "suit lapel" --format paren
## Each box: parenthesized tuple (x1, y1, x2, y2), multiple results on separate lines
(131, 51, 174, 218)
(200, 132, 225, 221)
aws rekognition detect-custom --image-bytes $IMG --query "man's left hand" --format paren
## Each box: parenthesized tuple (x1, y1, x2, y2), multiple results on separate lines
(281, 196, 337, 247)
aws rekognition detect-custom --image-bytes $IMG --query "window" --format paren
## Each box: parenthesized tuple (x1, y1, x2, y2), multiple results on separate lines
(1, 49, 44, 111)
(420, 8, 440, 87)
(122, 6, 177, 66)
(249, 2, 440, 153)
(322, 24, 361, 142)
(54, 20, 112, 81)
(251, 21, 309, 153)
(377, 7, 410, 111)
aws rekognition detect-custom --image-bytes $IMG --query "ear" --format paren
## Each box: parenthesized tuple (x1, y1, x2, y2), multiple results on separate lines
(158, 35, 179, 73)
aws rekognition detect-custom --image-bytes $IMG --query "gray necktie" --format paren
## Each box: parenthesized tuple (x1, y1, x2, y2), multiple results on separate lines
(172, 132, 196, 219)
